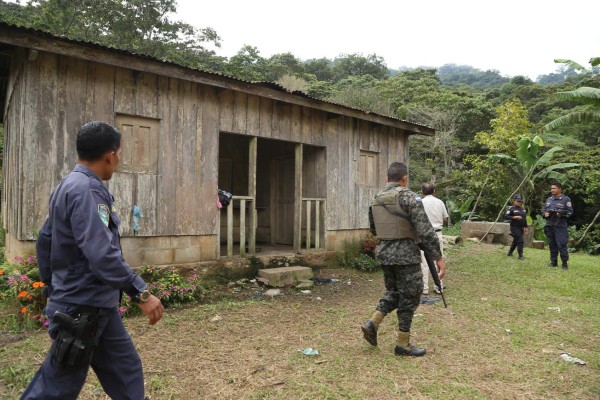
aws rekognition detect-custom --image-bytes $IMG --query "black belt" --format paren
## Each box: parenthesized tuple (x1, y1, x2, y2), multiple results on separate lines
(434, 229, 442, 232)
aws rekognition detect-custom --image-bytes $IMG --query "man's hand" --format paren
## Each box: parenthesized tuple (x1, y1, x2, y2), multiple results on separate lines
(436, 257, 447, 280)
(138, 295, 164, 325)
(544, 212, 550, 218)
(524, 227, 529, 235)
(513, 215, 522, 220)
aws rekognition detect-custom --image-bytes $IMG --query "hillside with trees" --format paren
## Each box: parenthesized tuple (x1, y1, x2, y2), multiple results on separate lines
(1, 0, 598, 252)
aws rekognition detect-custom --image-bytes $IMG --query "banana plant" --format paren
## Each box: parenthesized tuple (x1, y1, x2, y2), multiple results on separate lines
(544, 57, 600, 131)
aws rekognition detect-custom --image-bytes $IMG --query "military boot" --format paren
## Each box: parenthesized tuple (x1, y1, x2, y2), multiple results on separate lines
(561, 262, 568, 270)
(394, 331, 426, 357)
(361, 310, 385, 347)
(548, 261, 558, 267)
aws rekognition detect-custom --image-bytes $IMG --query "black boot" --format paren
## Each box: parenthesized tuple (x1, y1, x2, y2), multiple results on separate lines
(394, 344, 426, 357)
(548, 261, 557, 267)
(562, 262, 568, 270)
(361, 320, 378, 347)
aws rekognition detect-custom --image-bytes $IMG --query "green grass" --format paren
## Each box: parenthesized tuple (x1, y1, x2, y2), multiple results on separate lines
(0, 243, 598, 399)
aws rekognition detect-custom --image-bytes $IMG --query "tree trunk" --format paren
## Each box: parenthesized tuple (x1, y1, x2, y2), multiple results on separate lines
(576, 209, 600, 246)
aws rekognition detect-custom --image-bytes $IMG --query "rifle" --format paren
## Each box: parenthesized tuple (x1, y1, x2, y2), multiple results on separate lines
(419, 244, 447, 308)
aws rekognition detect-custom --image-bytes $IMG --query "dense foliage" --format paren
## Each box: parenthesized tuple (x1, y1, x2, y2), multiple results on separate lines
(0, 0, 598, 250)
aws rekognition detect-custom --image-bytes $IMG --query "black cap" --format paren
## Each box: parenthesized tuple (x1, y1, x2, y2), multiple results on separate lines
(513, 194, 523, 201)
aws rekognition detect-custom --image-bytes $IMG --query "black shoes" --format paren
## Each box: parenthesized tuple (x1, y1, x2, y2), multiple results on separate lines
(361, 320, 378, 347)
(562, 263, 568, 270)
(518, 256, 525, 260)
(548, 261, 558, 267)
(394, 345, 426, 357)
(507, 252, 513, 257)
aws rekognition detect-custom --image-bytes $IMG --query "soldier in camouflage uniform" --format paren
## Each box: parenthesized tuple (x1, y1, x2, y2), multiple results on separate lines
(361, 162, 446, 356)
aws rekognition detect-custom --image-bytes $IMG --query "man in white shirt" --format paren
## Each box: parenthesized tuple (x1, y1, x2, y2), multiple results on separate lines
(420, 183, 448, 295)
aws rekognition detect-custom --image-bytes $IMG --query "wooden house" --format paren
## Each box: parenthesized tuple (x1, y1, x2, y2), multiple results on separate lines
(0, 23, 434, 266)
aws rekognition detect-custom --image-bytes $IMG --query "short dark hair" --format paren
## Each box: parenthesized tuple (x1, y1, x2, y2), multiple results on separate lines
(387, 162, 408, 181)
(76, 121, 121, 161)
(551, 181, 562, 190)
(422, 183, 434, 195)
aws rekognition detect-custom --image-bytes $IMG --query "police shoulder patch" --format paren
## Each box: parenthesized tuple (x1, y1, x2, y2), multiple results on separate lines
(98, 204, 110, 227)
(567, 202, 572, 207)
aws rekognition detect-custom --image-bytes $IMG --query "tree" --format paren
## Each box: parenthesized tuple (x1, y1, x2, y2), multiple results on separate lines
(544, 57, 600, 131)
(1, 0, 224, 72)
(331, 53, 388, 82)
(225, 45, 267, 81)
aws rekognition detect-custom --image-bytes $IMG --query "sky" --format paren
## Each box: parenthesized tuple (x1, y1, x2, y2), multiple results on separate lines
(175, 0, 600, 80)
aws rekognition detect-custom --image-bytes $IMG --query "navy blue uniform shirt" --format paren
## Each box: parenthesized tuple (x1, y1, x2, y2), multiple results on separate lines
(36, 164, 146, 308)
(504, 205, 527, 228)
(542, 195, 573, 227)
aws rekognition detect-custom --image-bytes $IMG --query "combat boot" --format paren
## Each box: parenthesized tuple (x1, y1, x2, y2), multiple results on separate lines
(361, 310, 385, 347)
(561, 262, 568, 270)
(394, 331, 426, 357)
(548, 261, 557, 267)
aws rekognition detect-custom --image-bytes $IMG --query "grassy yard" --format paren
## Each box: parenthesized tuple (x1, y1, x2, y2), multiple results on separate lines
(0, 242, 598, 399)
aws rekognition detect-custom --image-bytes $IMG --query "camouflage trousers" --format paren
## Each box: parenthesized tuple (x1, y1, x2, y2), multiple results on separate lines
(376, 264, 424, 332)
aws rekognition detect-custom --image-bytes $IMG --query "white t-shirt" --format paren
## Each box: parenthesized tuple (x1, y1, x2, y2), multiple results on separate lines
(421, 195, 448, 230)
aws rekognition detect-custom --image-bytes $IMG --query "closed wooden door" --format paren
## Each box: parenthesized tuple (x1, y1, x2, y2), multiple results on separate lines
(274, 157, 295, 245)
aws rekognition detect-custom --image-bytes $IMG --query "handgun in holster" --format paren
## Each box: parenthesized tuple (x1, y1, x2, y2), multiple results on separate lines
(51, 307, 99, 369)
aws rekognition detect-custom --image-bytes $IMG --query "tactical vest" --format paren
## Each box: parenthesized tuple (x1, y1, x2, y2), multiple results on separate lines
(371, 188, 420, 242)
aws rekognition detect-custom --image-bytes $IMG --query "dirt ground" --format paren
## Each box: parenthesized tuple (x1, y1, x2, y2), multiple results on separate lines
(2, 244, 599, 399)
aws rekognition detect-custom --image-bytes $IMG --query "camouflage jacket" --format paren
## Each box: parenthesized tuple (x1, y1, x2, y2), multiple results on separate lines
(368, 182, 442, 265)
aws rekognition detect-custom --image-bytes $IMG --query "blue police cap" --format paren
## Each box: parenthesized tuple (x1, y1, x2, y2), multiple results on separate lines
(513, 194, 523, 201)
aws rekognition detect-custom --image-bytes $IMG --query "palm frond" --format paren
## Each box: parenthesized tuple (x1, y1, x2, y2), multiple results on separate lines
(554, 59, 588, 72)
(544, 111, 600, 131)
(554, 87, 600, 102)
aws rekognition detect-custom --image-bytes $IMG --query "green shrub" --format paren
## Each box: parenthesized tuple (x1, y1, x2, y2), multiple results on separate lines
(0, 256, 47, 329)
(333, 237, 380, 272)
(119, 265, 205, 316)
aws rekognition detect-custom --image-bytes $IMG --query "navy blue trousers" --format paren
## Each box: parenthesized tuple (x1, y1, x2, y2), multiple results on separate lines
(21, 302, 144, 400)
(545, 225, 569, 264)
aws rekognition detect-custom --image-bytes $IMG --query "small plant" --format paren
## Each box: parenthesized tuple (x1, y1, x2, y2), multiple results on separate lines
(1, 255, 48, 329)
(119, 265, 205, 316)
(334, 237, 380, 272)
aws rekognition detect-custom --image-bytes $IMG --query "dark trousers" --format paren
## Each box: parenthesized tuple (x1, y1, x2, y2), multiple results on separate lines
(376, 264, 423, 332)
(21, 302, 144, 400)
(545, 225, 569, 264)
(508, 226, 525, 256)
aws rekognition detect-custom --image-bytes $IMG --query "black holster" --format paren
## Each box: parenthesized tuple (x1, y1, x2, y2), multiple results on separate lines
(51, 307, 99, 369)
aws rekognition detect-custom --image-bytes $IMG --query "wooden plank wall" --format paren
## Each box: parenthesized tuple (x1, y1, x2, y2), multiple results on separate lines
(8, 50, 410, 241)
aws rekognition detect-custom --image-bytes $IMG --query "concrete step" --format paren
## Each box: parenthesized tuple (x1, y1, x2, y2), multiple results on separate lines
(258, 266, 313, 287)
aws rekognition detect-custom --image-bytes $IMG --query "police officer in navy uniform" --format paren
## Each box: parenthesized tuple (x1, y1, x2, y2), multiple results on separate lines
(504, 194, 528, 260)
(542, 181, 573, 269)
(21, 121, 164, 400)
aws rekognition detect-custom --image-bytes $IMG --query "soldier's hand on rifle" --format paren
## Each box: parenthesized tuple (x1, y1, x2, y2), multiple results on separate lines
(436, 258, 446, 280)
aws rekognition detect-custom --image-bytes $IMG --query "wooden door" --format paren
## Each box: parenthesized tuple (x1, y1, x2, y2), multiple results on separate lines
(273, 157, 295, 245)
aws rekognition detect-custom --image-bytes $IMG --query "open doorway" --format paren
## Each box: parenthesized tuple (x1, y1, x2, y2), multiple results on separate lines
(218, 132, 326, 257)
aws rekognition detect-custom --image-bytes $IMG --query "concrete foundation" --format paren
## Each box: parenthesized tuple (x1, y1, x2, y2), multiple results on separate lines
(460, 221, 533, 246)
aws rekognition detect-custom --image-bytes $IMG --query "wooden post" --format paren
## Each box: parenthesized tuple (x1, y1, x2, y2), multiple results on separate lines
(315, 200, 320, 250)
(240, 199, 246, 256)
(227, 201, 233, 257)
(294, 144, 303, 253)
(306, 200, 312, 251)
(248, 137, 257, 255)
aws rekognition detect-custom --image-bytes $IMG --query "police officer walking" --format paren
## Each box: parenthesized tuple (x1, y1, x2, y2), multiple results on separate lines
(21, 121, 164, 400)
(504, 194, 528, 260)
(542, 182, 573, 269)
(361, 162, 446, 356)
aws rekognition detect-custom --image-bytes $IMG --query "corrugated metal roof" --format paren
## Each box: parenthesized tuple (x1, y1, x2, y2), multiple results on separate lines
(0, 21, 432, 131)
